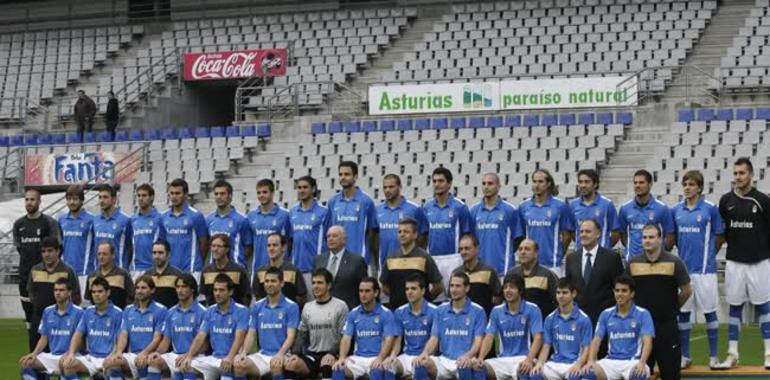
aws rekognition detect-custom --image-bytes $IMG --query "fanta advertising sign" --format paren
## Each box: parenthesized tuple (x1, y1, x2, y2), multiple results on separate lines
(24, 152, 139, 186)
(183, 48, 288, 81)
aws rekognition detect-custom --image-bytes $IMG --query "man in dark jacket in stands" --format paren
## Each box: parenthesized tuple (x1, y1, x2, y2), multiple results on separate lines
(105, 91, 119, 140)
(74, 89, 96, 139)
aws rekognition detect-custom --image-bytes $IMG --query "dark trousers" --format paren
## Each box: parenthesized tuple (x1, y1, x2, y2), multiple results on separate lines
(76, 117, 93, 137)
(19, 278, 38, 351)
(105, 118, 118, 139)
(648, 319, 681, 380)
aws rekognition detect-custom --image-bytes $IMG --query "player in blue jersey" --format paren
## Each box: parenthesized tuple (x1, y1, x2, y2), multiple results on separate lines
(424, 167, 472, 257)
(385, 273, 437, 379)
(234, 266, 300, 380)
(131, 183, 165, 279)
(377, 174, 428, 266)
(146, 273, 206, 380)
(584, 275, 654, 380)
(93, 184, 133, 270)
(58, 184, 95, 290)
(20, 278, 84, 379)
(569, 169, 620, 252)
(103, 275, 167, 380)
(474, 273, 543, 380)
(415, 272, 486, 380)
(333, 277, 399, 380)
(327, 161, 379, 265)
(618, 170, 675, 261)
(60, 276, 124, 379)
(470, 173, 524, 275)
(162, 178, 209, 278)
(531, 278, 593, 380)
(248, 178, 292, 280)
(207, 180, 252, 267)
(181, 273, 249, 380)
(519, 169, 576, 277)
(290, 175, 330, 287)
(671, 171, 725, 369)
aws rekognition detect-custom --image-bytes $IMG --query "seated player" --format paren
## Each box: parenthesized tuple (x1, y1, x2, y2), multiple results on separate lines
(333, 277, 399, 380)
(60, 276, 123, 379)
(414, 272, 486, 380)
(584, 275, 654, 380)
(475, 273, 543, 380)
(385, 273, 437, 380)
(283, 268, 349, 380)
(146, 273, 207, 380)
(179, 273, 249, 380)
(530, 278, 593, 380)
(103, 275, 167, 379)
(19, 278, 84, 379)
(234, 266, 300, 379)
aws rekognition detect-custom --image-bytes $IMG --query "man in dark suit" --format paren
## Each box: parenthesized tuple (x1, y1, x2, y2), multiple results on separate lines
(565, 218, 624, 325)
(314, 225, 367, 309)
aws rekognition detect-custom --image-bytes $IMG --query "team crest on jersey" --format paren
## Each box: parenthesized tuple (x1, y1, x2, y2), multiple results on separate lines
(355, 204, 360, 212)
(374, 315, 380, 324)
(399, 211, 404, 219)
(753, 205, 758, 213)
(277, 311, 284, 320)
(183, 219, 189, 226)
(149, 221, 154, 227)
(465, 316, 470, 326)
(448, 210, 454, 218)
(498, 212, 504, 221)
(272, 219, 278, 226)
(190, 315, 196, 324)
(149, 315, 154, 323)
(66, 318, 72, 327)
(422, 317, 429, 325)
(36, 228, 41, 235)
(630, 319, 637, 329)
(227, 316, 232, 325)
(571, 322, 576, 331)
(229, 221, 233, 228)
(520, 315, 527, 324)
(106, 319, 111, 327)
(81, 222, 86, 228)
(547, 209, 552, 218)
(595, 209, 601, 217)
(696, 214, 702, 222)
(648, 212, 655, 221)
(311, 214, 316, 221)
(113, 223, 117, 229)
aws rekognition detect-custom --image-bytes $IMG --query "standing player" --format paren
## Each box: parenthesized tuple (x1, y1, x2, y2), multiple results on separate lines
(475, 273, 543, 380)
(58, 184, 95, 293)
(180, 273, 249, 380)
(519, 169, 576, 276)
(531, 278, 593, 380)
(289, 176, 330, 291)
(248, 178, 292, 282)
(386, 273, 437, 380)
(470, 172, 523, 275)
(207, 180, 252, 267)
(618, 170, 675, 261)
(671, 170, 724, 369)
(414, 272, 487, 380)
(584, 275, 654, 380)
(13, 188, 59, 351)
(60, 276, 124, 379)
(200, 234, 251, 306)
(423, 167, 472, 256)
(131, 183, 165, 279)
(93, 184, 133, 270)
(327, 161, 378, 265)
(103, 275, 167, 380)
(234, 266, 300, 379)
(717, 157, 770, 369)
(146, 273, 206, 380)
(333, 277, 399, 380)
(143, 240, 185, 308)
(377, 173, 428, 268)
(162, 178, 209, 278)
(569, 169, 620, 251)
(19, 278, 83, 379)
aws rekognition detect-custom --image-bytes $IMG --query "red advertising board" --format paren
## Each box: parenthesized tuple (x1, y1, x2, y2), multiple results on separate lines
(183, 48, 288, 81)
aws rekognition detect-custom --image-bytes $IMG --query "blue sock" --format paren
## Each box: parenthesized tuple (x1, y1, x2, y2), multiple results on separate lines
(413, 365, 429, 380)
(109, 368, 124, 380)
(384, 370, 396, 380)
(567, 373, 584, 380)
(65, 375, 80, 380)
(757, 302, 770, 339)
(147, 366, 162, 380)
(272, 373, 285, 380)
(678, 311, 692, 358)
(183, 372, 197, 380)
(137, 367, 149, 380)
(458, 367, 473, 380)
(369, 368, 384, 380)
(21, 368, 37, 380)
(221, 371, 236, 380)
(705, 311, 719, 357)
(332, 368, 346, 380)
(629, 370, 648, 380)
(473, 368, 488, 380)
(729, 304, 743, 344)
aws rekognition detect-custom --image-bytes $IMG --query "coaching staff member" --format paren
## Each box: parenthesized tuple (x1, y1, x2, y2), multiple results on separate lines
(628, 224, 691, 380)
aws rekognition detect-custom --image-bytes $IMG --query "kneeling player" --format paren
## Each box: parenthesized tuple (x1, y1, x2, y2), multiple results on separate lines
(475, 273, 543, 380)
(19, 278, 84, 379)
(234, 266, 300, 379)
(333, 277, 399, 379)
(531, 278, 593, 380)
(585, 275, 653, 380)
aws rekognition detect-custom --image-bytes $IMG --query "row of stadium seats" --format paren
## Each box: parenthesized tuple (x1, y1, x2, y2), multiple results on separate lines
(678, 107, 770, 122)
(714, 0, 770, 90)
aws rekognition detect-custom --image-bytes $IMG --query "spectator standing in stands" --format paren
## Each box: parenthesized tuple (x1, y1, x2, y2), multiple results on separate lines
(143, 240, 185, 308)
(58, 184, 95, 293)
(289, 175, 330, 291)
(618, 169, 675, 261)
(247, 178, 291, 281)
(423, 167, 472, 256)
(207, 180, 252, 267)
(162, 178, 209, 279)
(470, 172, 523, 277)
(105, 91, 119, 140)
(200, 234, 251, 306)
(84, 241, 133, 309)
(506, 239, 559, 319)
(519, 169, 576, 276)
(376, 173, 428, 270)
(13, 188, 59, 351)
(93, 184, 133, 270)
(452, 233, 501, 316)
(253, 233, 307, 305)
(130, 183, 165, 280)
(314, 225, 367, 310)
(327, 161, 379, 267)
(74, 89, 96, 138)
(569, 169, 620, 252)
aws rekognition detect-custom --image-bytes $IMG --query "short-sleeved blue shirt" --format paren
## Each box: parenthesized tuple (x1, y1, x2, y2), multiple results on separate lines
(249, 295, 300, 355)
(327, 187, 378, 262)
(486, 301, 543, 357)
(121, 301, 167, 353)
(162, 204, 209, 272)
(376, 197, 428, 266)
(289, 201, 330, 273)
(162, 302, 207, 354)
(672, 198, 725, 274)
(430, 298, 486, 359)
(543, 305, 593, 364)
(247, 204, 292, 275)
(342, 303, 399, 358)
(93, 208, 133, 269)
(424, 195, 472, 256)
(59, 209, 95, 275)
(130, 208, 165, 272)
(207, 208, 252, 266)
(595, 304, 655, 361)
(519, 196, 577, 268)
(76, 303, 123, 358)
(569, 193, 620, 251)
(199, 300, 250, 358)
(38, 303, 84, 355)
(394, 302, 437, 356)
(619, 197, 675, 260)
(470, 198, 524, 274)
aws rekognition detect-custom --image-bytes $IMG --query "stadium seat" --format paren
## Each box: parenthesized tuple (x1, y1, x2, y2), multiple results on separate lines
(144, 129, 161, 140)
(210, 127, 225, 138)
(414, 119, 430, 130)
(83, 132, 97, 143)
(468, 117, 485, 128)
(226, 126, 242, 137)
(696, 108, 715, 122)
(616, 112, 633, 125)
(362, 121, 378, 132)
(23, 134, 38, 146)
(678, 109, 694, 122)
(596, 113, 614, 125)
(327, 121, 343, 134)
(559, 114, 576, 125)
(194, 127, 210, 138)
(96, 132, 113, 142)
(380, 120, 395, 132)
(735, 108, 754, 120)
(178, 128, 194, 139)
(0, 136, 8, 147)
(36, 134, 51, 145)
(344, 121, 361, 133)
(257, 124, 272, 138)
(52, 134, 67, 145)
(432, 118, 448, 129)
(449, 117, 465, 129)
(66, 133, 81, 144)
(540, 114, 557, 127)
(397, 119, 413, 131)
(756, 107, 770, 120)
(505, 115, 522, 128)
(115, 130, 129, 142)
(716, 109, 734, 121)
(311, 122, 327, 134)
(523, 114, 539, 127)
(578, 113, 595, 125)
(161, 128, 177, 140)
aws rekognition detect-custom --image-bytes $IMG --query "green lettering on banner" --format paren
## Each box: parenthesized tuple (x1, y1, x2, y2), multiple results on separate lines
(378, 91, 453, 112)
(379, 92, 392, 111)
(501, 92, 562, 108)
(569, 88, 627, 105)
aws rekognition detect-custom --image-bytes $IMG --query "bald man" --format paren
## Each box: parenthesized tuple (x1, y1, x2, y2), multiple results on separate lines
(313, 226, 368, 309)
(506, 239, 559, 319)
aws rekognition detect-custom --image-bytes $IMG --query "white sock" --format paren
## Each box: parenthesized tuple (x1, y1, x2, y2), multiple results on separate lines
(729, 340, 739, 356)
(764, 339, 770, 356)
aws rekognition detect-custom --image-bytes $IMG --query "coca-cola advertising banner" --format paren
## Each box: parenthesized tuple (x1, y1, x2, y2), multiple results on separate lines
(183, 48, 288, 81)
(25, 152, 139, 186)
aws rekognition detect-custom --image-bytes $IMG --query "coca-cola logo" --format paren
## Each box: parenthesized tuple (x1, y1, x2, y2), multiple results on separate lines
(184, 49, 287, 81)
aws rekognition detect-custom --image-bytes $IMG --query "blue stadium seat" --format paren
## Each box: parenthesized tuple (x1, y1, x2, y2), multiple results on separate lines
(397, 119, 413, 131)
(194, 127, 210, 138)
(37, 134, 51, 145)
(616, 112, 633, 125)
(596, 112, 614, 124)
(432, 118, 448, 129)
(735, 108, 754, 120)
(10, 135, 24, 146)
(677, 109, 694, 122)
(486, 116, 502, 128)
(144, 129, 161, 140)
(504, 115, 521, 128)
(257, 124, 272, 138)
(344, 121, 361, 133)
(540, 114, 557, 126)
(83, 132, 97, 143)
(756, 107, 770, 120)
(559, 113, 576, 125)
(311, 122, 326, 134)
(239, 125, 254, 137)
(362, 121, 377, 132)
(115, 130, 129, 142)
(716, 109, 734, 121)
(209, 127, 225, 138)
(66, 133, 81, 144)
(380, 120, 395, 132)
(96, 132, 113, 142)
(523, 114, 539, 127)
(23, 134, 38, 145)
(696, 108, 715, 122)
(414, 119, 430, 130)
(578, 113, 595, 125)
(469, 117, 485, 128)
(450, 117, 466, 129)
(178, 128, 194, 139)
(52, 134, 67, 145)
(0, 136, 8, 147)
(226, 126, 242, 137)
(161, 128, 177, 140)
(327, 121, 343, 134)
